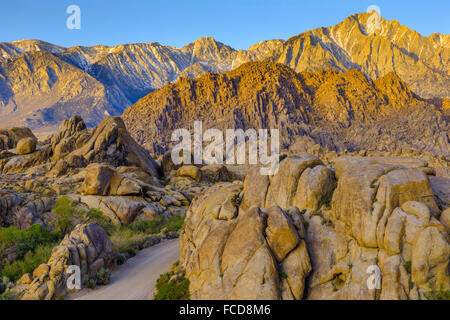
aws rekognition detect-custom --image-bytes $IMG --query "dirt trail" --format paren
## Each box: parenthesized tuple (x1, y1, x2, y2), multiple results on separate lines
(69, 239, 179, 300)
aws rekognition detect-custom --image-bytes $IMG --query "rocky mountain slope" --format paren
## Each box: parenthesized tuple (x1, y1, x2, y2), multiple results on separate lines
(122, 61, 449, 157)
(0, 12, 448, 131)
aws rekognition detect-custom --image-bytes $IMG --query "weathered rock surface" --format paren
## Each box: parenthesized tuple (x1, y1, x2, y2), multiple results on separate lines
(51, 115, 90, 160)
(177, 165, 201, 181)
(81, 164, 141, 197)
(0, 127, 36, 150)
(20, 223, 115, 300)
(0, 116, 182, 230)
(123, 61, 449, 158)
(180, 176, 312, 299)
(180, 154, 450, 300)
(70, 117, 161, 179)
(16, 137, 37, 155)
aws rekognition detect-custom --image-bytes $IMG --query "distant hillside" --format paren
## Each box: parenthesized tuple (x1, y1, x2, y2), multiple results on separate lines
(0, 12, 448, 131)
(122, 61, 449, 157)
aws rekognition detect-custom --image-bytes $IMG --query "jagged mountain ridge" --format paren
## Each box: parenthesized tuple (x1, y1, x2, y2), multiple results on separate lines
(0, 50, 129, 132)
(0, 12, 448, 131)
(121, 61, 449, 157)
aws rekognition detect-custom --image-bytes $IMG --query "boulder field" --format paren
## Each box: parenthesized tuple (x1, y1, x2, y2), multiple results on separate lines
(179, 154, 450, 300)
(0, 115, 448, 300)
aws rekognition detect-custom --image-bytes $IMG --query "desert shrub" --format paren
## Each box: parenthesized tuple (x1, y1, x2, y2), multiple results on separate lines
(403, 261, 412, 273)
(109, 228, 148, 254)
(154, 271, 190, 300)
(128, 216, 164, 234)
(95, 268, 111, 286)
(110, 214, 185, 265)
(84, 268, 112, 288)
(84, 276, 97, 289)
(0, 224, 59, 270)
(52, 197, 116, 237)
(425, 285, 450, 300)
(82, 208, 115, 235)
(142, 235, 161, 248)
(425, 289, 450, 300)
(0, 243, 56, 281)
(126, 248, 137, 257)
(51, 196, 77, 236)
(129, 215, 185, 235)
(11, 207, 33, 230)
(115, 253, 127, 265)
(165, 215, 185, 233)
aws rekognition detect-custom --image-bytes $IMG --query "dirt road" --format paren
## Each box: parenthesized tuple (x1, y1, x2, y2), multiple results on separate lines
(69, 239, 179, 300)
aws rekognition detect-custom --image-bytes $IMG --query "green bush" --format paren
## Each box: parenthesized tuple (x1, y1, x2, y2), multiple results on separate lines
(0, 224, 59, 270)
(96, 268, 111, 286)
(84, 268, 112, 288)
(84, 276, 97, 289)
(154, 271, 190, 300)
(51, 196, 77, 237)
(109, 228, 146, 254)
(128, 215, 185, 235)
(320, 198, 331, 209)
(128, 216, 164, 234)
(0, 243, 56, 281)
(425, 287, 450, 300)
(403, 261, 412, 273)
(115, 253, 127, 265)
(82, 208, 115, 234)
(51, 197, 116, 237)
(110, 213, 186, 265)
(126, 248, 137, 257)
(165, 215, 185, 233)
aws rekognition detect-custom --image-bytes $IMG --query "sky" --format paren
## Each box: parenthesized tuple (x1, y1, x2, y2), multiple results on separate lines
(0, 0, 449, 50)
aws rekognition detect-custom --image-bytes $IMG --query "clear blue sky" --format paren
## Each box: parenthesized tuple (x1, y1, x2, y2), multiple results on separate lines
(1, 0, 449, 49)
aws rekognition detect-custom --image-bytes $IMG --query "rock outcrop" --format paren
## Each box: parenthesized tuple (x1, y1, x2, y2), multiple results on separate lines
(180, 154, 450, 300)
(16, 137, 37, 155)
(81, 164, 142, 197)
(180, 181, 312, 300)
(123, 62, 449, 158)
(20, 223, 115, 300)
(75, 163, 189, 225)
(70, 117, 161, 179)
(0, 127, 36, 150)
(51, 115, 91, 160)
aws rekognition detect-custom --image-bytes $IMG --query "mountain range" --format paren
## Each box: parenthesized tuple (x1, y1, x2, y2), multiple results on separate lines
(122, 61, 449, 157)
(0, 12, 448, 133)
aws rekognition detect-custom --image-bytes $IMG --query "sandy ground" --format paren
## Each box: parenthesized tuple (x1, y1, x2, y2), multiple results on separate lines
(68, 239, 179, 300)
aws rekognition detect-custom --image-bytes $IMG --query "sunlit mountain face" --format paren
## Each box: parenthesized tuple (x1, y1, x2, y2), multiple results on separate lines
(0, 12, 448, 134)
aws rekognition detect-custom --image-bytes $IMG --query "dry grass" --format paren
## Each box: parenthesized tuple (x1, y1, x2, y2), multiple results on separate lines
(109, 228, 149, 254)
